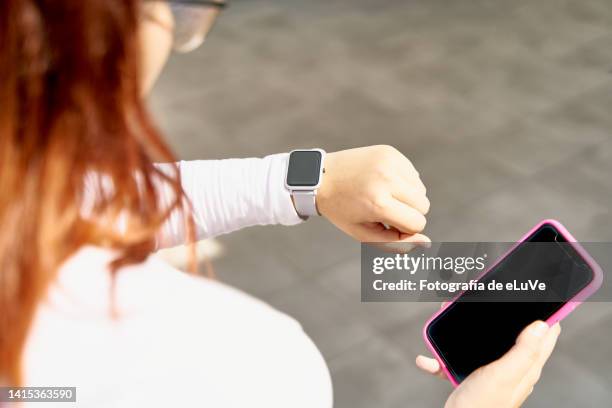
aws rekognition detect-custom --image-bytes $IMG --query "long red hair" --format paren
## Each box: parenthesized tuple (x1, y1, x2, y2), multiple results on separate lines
(0, 0, 194, 385)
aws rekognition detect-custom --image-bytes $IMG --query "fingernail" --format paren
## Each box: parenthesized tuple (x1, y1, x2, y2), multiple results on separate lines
(531, 321, 549, 337)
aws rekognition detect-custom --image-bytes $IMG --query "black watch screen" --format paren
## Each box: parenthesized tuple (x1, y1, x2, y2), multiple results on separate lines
(286, 150, 323, 187)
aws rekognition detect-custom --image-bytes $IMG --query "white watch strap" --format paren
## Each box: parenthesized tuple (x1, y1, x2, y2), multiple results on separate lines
(292, 190, 318, 219)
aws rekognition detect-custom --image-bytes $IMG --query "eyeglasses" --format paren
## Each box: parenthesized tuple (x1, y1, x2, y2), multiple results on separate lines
(144, 0, 228, 53)
(169, 0, 227, 52)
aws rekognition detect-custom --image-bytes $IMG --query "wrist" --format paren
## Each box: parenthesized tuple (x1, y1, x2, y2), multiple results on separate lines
(316, 152, 335, 218)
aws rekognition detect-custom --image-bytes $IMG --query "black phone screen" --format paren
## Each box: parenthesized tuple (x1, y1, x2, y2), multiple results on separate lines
(425, 223, 594, 383)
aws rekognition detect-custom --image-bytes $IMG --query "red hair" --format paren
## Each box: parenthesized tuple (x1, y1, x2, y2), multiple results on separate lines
(0, 0, 194, 385)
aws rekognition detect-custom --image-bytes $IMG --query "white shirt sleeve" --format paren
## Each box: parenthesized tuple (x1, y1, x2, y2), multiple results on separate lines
(156, 153, 303, 249)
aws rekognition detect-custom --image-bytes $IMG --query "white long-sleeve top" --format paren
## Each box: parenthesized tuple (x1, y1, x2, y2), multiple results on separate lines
(22, 153, 333, 408)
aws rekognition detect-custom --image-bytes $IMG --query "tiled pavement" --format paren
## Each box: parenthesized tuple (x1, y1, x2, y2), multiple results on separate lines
(150, 1, 612, 406)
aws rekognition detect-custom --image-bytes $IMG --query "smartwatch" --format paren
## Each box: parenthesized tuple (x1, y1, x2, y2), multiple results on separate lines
(285, 149, 326, 219)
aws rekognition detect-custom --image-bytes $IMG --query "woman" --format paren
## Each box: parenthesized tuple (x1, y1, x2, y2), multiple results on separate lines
(0, 1, 559, 407)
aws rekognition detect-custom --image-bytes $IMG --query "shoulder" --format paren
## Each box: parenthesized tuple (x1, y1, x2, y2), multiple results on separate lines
(25, 246, 332, 408)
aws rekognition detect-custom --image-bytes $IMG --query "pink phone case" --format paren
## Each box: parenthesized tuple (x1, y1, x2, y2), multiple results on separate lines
(422, 219, 604, 387)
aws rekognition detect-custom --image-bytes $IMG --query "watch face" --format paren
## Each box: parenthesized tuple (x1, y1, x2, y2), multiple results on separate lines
(287, 150, 323, 187)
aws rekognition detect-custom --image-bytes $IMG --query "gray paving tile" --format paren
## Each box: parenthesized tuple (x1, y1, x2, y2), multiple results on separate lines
(426, 179, 609, 241)
(211, 230, 305, 299)
(244, 218, 361, 277)
(328, 335, 449, 408)
(414, 143, 522, 215)
(556, 307, 612, 384)
(381, 303, 443, 358)
(290, 88, 418, 150)
(541, 81, 612, 140)
(536, 139, 612, 211)
(524, 354, 612, 408)
(492, 0, 612, 59)
(555, 303, 612, 339)
(167, 77, 303, 140)
(466, 117, 608, 178)
(317, 256, 439, 332)
(149, 108, 232, 160)
(557, 33, 612, 72)
(267, 279, 377, 360)
(583, 211, 612, 242)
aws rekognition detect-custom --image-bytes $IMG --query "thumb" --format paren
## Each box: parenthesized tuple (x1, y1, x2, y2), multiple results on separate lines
(354, 222, 431, 244)
(489, 321, 549, 383)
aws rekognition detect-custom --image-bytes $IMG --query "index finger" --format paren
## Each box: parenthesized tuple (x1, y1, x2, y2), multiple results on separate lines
(378, 197, 427, 234)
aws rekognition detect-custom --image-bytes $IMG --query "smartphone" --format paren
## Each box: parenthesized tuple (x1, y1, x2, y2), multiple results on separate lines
(423, 219, 603, 387)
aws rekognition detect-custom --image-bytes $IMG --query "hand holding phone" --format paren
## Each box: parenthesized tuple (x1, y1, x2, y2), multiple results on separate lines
(417, 321, 561, 408)
(422, 220, 602, 386)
